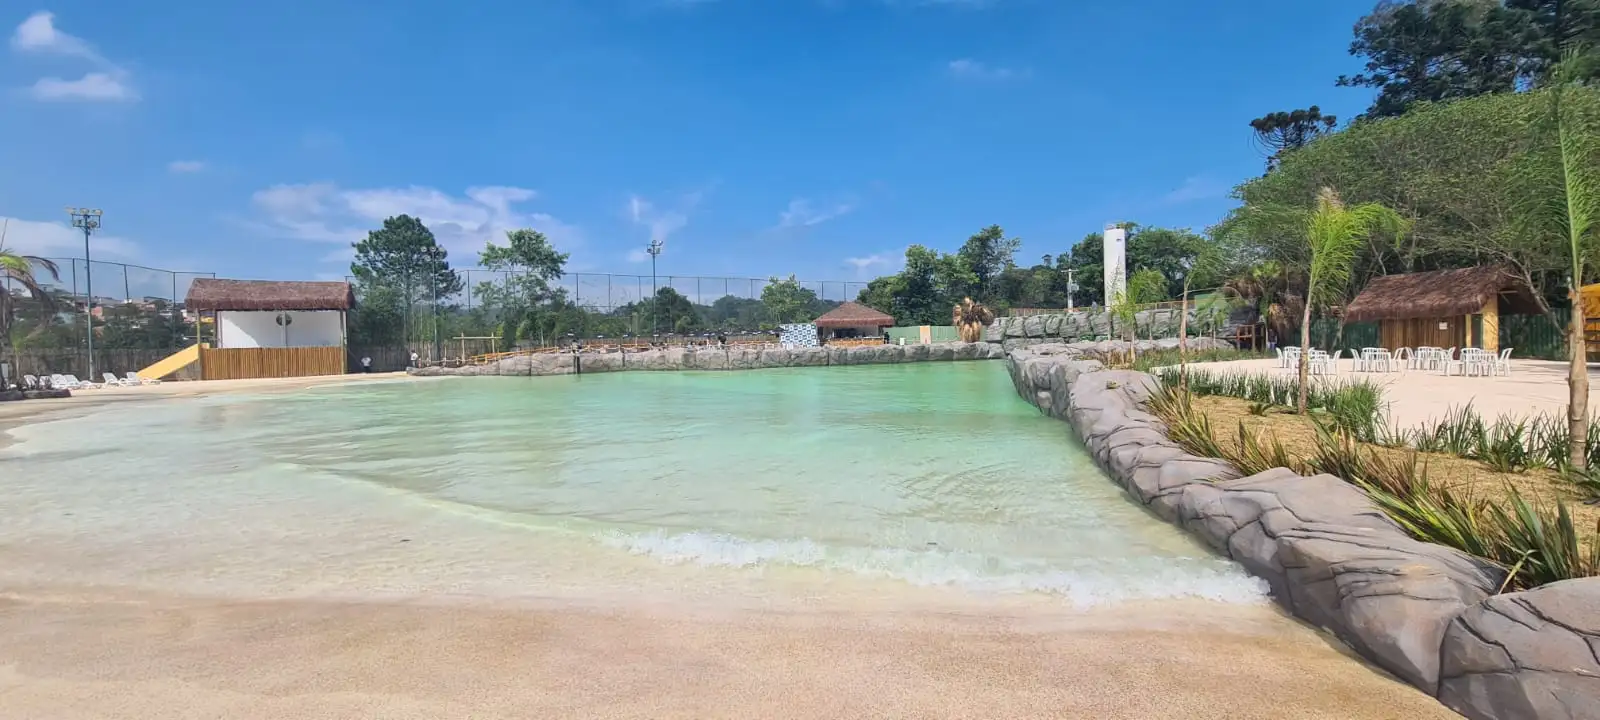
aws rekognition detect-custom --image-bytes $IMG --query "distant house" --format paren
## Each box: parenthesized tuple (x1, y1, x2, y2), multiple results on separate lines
(1343, 266, 1542, 353)
(812, 301, 895, 340)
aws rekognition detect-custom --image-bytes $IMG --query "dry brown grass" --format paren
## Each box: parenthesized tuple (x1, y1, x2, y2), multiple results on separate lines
(1193, 395, 1600, 533)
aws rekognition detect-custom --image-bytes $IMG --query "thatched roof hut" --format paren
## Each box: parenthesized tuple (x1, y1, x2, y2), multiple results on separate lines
(1343, 266, 1540, 352)
(813, 301, 894, 330)
(1344, 266, 1540, 322)
(186, 279, 355, 312)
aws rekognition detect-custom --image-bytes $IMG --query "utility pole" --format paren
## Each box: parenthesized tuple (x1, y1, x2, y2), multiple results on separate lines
(66, 207, 102, 380)
(1066, 266, 1078, 312)
(647, 238, 663, 337)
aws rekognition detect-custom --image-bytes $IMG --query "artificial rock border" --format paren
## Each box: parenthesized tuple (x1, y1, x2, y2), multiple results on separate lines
(407, 340, 1005, 377)
(1006, 342, 1600, 720)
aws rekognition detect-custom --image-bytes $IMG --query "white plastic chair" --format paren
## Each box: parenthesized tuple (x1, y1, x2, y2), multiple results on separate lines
(1436, 347, 1458, 375)
(102, 372, 137, 387)
(1492, 348, 1513, 376)
(50, 374, 93, 390)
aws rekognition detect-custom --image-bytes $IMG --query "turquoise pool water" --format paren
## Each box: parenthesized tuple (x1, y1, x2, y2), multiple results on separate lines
(0, 363, 1265, 606)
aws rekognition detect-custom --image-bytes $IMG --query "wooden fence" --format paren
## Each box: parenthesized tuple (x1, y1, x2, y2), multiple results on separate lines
(200, 346, 346, 380)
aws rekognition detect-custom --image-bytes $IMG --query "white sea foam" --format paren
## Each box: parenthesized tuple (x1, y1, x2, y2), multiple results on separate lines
(601, 530, 1270, 607)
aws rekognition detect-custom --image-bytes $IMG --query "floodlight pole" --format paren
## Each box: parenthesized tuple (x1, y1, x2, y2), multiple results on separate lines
(66, 207, 103, 380)
(1066, 267, 1075, 312)
(647, 239, 663, 336)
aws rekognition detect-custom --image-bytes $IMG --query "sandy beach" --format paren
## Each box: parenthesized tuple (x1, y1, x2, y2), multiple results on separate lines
(0, 374, 1456, 719)
(0, 588, 1455, 720)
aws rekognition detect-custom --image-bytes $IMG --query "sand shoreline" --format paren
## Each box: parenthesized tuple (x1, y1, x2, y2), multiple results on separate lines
(0, 584, 1457, 720)
(0, 371, 1458, 718)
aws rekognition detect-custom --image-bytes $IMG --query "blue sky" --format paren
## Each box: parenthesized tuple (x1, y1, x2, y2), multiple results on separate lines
(2, 0, 1380, 300)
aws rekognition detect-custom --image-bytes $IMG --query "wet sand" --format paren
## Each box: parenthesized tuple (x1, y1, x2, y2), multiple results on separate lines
(0, 374, 1458, 718)
(0, 589, 1456, 720)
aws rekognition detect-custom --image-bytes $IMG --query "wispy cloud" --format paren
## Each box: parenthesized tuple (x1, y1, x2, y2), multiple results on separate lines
(778, 198, 854, 229)
(0, 215, 139, 259)
(1162, 175, 1229, 205)
(946, 58, 1021, 81)
(247, 182, 582, 264)
(625, 191, 702, 262)
(167, 160, 206, 174)
(843, 250, 904, 277)
(10, 12, 137, 102)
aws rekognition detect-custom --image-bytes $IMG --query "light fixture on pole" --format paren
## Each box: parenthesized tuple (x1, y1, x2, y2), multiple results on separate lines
(66, 207, 102, 381)
(647, 238, 664, 336)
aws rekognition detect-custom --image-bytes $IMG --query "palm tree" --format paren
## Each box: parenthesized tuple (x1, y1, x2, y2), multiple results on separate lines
(1514, 54, 1600, 469)
(1293, 188, 1406, 414)
(951, 297, 994, 343)
(1, 237, 63, 380)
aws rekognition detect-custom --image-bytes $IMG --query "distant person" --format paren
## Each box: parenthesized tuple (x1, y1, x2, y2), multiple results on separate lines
(717, 331, 727, 346)
(409, 351, 419, 368)
(360, 356, 373, 374)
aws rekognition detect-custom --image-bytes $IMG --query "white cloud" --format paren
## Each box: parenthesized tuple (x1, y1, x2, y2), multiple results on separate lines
(10, 11, 96, 59)
(778, 198, 854, 229)
(0, 215, 139, 260)
(624, 192, 700, 262)
(11, 12, 137, 103)
(946, 58, 1019, 81)
(248, 183, 582, 265)
(167, 160, 206, 174)
(843, 250, 903, 277)
(28, 70, 135, 102)
(1162, 175, 1228, 205)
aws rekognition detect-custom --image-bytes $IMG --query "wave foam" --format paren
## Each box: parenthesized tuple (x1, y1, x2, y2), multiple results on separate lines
(600, 530, 1269, 607)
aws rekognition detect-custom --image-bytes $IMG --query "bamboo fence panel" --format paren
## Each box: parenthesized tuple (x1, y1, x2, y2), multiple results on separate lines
(200, 346, 345, 380)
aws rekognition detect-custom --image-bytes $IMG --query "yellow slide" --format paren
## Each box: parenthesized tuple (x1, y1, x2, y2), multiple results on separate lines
(137, 343, 203, 381)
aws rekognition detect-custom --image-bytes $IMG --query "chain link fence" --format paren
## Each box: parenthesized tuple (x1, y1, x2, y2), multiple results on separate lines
(345, 270, 873, 358)
(352, 270, 871, 314)
(4, 258, 216, 379)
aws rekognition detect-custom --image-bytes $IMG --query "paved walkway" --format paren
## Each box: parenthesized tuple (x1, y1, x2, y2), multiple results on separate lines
(1191, 358, 1600, 429)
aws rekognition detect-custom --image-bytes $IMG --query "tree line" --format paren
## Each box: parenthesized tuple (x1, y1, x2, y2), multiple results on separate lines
(345, 215, 842, 349)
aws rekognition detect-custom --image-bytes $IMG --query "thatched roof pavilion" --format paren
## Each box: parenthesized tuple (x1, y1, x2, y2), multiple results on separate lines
(813, 301, 894, 330)
(183, 279, 354, 380)
(186, 279, 355, 312)
(1343, 266, 1541, 352)
(1344, 266, 1540, 322)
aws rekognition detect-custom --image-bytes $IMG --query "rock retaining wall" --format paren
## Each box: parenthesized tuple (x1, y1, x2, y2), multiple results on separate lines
(408, 341, 1005, 377)
(1006, 342, 1600, 720)
(982, 309, 1240, 352)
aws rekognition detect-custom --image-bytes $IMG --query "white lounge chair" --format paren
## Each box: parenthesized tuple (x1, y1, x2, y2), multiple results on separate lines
(126, 371, 160, 385)
(22, 374, 41, 390)
(103, 372, 138, 387)
(59, 374, 99, 389)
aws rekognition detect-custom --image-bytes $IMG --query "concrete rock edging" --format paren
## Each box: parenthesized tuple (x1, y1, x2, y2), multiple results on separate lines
(1006, 342, 1600, 720)
(407, 340, 1005, 377)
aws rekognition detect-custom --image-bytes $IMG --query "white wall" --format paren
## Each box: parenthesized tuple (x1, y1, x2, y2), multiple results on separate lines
(217, 310, 344, 349)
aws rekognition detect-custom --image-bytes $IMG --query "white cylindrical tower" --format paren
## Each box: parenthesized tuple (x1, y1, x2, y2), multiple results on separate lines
(1103, 224, 1127, 303)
